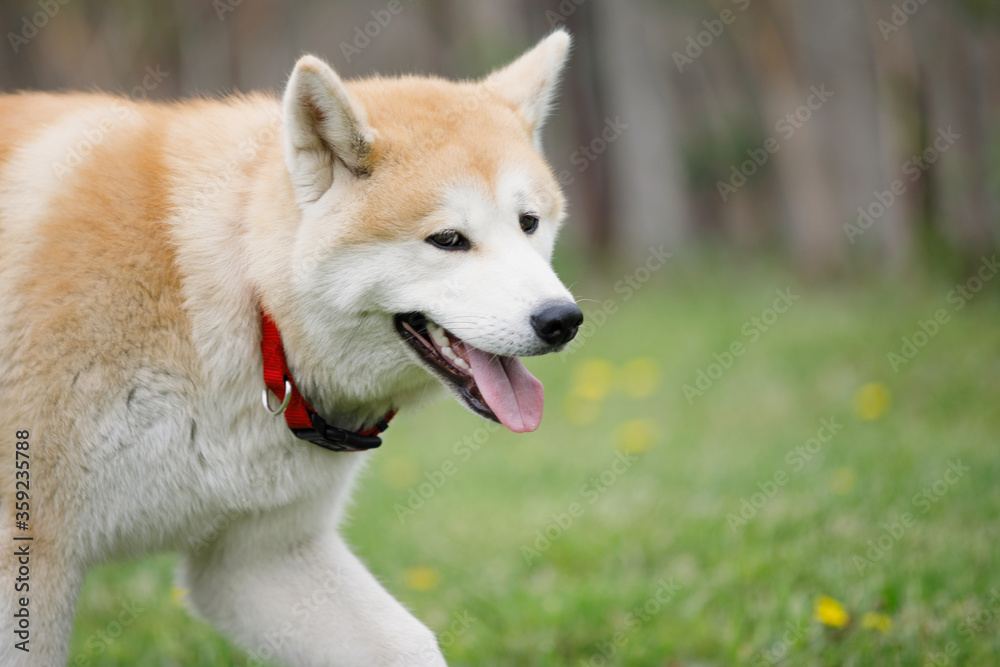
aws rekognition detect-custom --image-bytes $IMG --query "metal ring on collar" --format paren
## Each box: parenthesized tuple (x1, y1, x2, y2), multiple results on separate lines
(262, 379, 293, 416)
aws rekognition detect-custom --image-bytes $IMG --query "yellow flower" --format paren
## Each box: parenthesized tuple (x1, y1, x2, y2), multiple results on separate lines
(831, 467, 856, 495)
(171, 588, 189, 604)
(571, 358, 615, 402)
(861, 611, 892, 634)
(614, 419, 658, 453)
(814, 596, 850, 628)
(854, 382, 890, 420)
(620, 358, 661, 398)
(404, 566, 440, 592)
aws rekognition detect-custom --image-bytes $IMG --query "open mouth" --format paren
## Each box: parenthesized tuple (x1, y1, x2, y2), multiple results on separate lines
(394, 313, 544, 433)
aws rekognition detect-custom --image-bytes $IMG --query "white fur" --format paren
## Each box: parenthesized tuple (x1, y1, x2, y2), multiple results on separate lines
(0, 32, 575, 667)
(283, 55, 376, 206)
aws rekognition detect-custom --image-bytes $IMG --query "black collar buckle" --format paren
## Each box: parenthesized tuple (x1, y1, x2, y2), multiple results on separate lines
(291, 410, 385, 453)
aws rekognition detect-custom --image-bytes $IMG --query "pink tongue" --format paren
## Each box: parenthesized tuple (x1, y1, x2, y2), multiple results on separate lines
(463, 347, 544, 433)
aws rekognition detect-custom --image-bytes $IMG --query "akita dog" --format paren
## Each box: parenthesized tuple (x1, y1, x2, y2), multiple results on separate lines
(0, 30, 581, 666)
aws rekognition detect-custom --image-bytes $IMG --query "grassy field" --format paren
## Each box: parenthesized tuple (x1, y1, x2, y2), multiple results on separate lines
(69, 260, 1000, 665)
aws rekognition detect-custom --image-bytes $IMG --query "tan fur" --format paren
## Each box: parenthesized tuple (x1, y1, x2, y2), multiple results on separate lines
(0, 32, 573, 665)
(340, 77, 565, 244)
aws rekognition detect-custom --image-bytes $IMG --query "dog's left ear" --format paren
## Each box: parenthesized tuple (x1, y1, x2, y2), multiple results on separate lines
(283, 55, 375, 206)
(485, 29, 572, 149)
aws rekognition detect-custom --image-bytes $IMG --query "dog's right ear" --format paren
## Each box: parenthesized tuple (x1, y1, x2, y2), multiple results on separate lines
(282, 55, 375, 206)
(485, 30, 572, 150)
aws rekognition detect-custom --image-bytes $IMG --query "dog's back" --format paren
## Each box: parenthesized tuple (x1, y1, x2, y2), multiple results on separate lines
(0, 31, 576, 666)
(0, 91, 286, 663)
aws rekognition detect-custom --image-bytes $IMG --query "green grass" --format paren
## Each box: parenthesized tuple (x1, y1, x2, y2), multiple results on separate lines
(70, 262, 1000, 665)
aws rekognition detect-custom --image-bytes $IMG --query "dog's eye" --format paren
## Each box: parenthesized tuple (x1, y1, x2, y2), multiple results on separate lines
(519, 214, 540, 235)
(427, 230, 470, 250)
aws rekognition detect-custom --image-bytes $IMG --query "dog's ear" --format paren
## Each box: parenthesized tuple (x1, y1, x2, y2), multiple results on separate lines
(485, 29, 572, 149)
(282, 55, 375, 206)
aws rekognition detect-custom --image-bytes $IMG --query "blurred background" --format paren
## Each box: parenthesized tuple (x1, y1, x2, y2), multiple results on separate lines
(3, 0, 998, 665)
(2, 0, 998, 273)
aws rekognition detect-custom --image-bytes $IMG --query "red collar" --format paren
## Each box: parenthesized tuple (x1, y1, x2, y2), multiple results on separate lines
(260, 310, 394, 452)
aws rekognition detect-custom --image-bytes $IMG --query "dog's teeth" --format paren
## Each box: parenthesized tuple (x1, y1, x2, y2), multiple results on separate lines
(454, 358, 470, 371)
(441, 346, 456, 360)
(428, 323, 450, 348)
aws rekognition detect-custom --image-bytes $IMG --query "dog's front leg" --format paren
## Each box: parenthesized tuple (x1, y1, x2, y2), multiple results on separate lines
(180, 498, 446, 667)
(0, 534, 84, 667)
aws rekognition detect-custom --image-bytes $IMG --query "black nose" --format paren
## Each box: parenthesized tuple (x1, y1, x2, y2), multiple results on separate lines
(531, 301, 584, 347)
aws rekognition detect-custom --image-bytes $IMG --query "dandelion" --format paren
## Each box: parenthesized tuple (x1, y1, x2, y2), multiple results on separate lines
(814, 596, 850, 628)
(171, 588, 189, 604)
(571, 358, 615, 401)
(831, 467, 856, 495)
(854, 382, 890, 420)
(404, 566, 440, 592)
(620, 357, 661, 398)
(614, 419, 658, 453)
(861, 611, 892, 634)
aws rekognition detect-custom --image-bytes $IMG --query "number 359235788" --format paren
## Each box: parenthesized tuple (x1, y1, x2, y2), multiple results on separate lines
(14, 430, 30, 528)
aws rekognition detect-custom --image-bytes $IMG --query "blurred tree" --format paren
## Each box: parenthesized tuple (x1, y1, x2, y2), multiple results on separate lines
(913, 4, 998, 268)
(0, 0, 995, 275)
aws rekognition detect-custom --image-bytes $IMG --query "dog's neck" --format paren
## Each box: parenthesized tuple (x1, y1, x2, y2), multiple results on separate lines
(272, 309, 437, 432)
(226, 122, 438, 431)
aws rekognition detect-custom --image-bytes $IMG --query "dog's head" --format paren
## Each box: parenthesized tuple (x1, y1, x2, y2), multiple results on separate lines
(272, 31, 579, 433)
